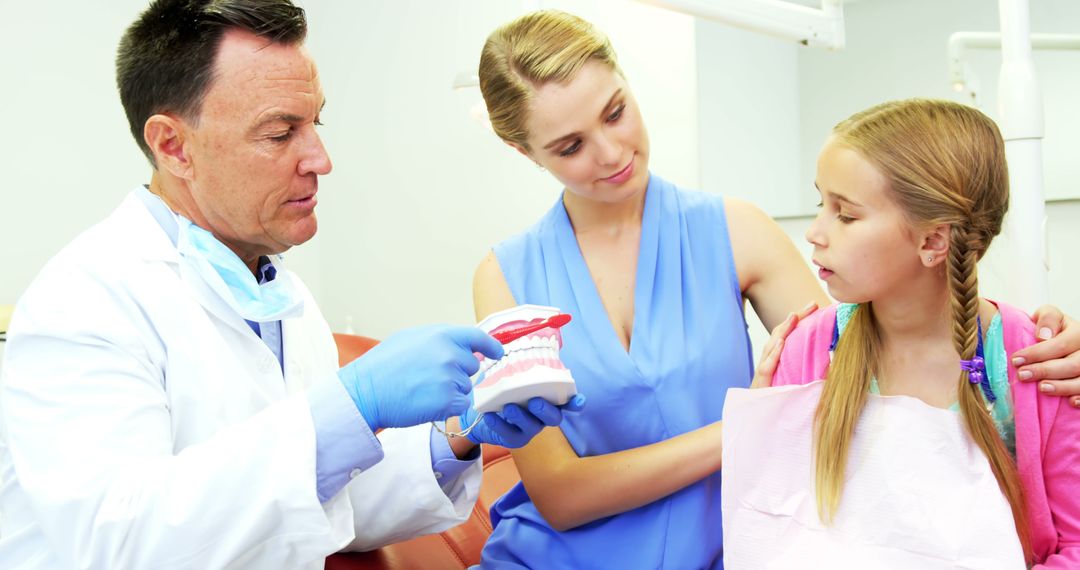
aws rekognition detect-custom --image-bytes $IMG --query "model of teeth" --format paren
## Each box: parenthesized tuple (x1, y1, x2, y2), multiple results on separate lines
(472, 304, 577, 414)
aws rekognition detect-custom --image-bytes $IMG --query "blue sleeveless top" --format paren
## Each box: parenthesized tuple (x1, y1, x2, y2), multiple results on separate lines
(480, 174, 753, 569)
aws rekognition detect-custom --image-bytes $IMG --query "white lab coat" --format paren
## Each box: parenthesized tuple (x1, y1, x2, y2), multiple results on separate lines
(0, 192, 481, 569)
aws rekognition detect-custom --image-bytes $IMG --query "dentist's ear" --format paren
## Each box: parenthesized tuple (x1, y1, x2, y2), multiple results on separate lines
(144, 113, 193, 179)
(919, 223, 950, 267)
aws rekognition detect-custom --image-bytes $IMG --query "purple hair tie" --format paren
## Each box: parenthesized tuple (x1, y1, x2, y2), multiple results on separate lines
(961, 356, 986, 385)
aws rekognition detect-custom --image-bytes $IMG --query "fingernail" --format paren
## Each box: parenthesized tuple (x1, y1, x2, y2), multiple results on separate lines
(1012, 356, 1026, 366)
(1019, 370, 1033, 380)
(1073, 398, 1080, 409)
(1039, 382, 1053, 393)
(1038, 327, 1053, 340)
(801, 302, 815, 312)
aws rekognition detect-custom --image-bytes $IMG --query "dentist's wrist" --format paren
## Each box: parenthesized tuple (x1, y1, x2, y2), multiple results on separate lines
(444, 416, 479, 459)
(337, 367, 382, 432)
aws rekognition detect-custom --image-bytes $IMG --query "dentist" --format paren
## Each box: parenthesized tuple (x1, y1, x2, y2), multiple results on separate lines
(0, 1, 579, 568)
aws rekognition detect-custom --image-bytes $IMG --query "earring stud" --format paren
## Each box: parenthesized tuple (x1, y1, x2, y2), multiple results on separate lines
(927, 256, 934, 262)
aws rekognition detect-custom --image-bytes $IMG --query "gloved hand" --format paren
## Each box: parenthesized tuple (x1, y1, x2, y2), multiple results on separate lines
(338, 324, 504, 432)
(460, 394, 587, 448)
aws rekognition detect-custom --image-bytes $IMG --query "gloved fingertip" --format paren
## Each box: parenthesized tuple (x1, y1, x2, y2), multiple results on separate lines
(501, 403, 522, 423)
(483, 339, 505, 361)
(527, 397, 562, 426)
(526, 397, 548, 415)
(453, 326, 504, 360)
(565, 393, 586, 412)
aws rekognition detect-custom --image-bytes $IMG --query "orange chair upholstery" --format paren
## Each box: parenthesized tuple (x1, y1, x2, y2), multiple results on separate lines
(325, 333, 521, 570)
(332, 333, 380, 367)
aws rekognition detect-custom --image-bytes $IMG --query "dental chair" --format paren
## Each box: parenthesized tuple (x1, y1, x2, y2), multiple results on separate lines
(325, 333, 521, 570)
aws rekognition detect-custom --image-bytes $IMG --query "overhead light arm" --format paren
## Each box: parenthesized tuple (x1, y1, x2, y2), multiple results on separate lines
(948, 31, 1080, 104)
(634, 0, 845, 49)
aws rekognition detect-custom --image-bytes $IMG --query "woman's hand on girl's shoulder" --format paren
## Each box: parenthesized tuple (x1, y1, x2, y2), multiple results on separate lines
(751, 303, 818, 388)
(1012, 306, 1080, 408)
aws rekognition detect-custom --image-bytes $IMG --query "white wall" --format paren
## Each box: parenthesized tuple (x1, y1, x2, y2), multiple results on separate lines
(696, 18, 803, 217)
(0, 0, 152, 307)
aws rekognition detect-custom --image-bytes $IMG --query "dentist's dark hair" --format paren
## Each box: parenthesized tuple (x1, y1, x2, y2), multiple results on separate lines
(116, 0, 308, 167)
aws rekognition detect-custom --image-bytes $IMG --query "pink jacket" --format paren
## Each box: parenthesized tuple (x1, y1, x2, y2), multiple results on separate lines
(771, 302, 1080, 568)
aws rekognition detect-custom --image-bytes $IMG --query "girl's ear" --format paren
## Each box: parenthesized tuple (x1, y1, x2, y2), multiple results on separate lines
(919, 223, 950, 267)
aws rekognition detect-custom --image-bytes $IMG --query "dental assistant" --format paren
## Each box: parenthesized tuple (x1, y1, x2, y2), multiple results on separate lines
(0, 2, 578, 569)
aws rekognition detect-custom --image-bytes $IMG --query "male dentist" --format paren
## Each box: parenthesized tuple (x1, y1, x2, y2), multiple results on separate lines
(0, 1, 580, 568)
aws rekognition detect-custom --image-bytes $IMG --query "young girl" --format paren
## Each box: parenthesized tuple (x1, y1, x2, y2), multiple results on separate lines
(742, 99, 1080, 567)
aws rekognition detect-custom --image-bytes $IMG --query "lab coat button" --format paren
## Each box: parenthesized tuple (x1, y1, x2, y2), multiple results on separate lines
(349, 468, 362, 479)
(434, 471, 443, 480)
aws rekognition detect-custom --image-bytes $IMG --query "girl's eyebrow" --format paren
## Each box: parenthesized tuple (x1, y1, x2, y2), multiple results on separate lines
(814, 183, 864, 207)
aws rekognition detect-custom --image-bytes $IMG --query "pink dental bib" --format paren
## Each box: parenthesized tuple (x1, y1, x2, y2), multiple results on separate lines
(721, 381, 1024, 569)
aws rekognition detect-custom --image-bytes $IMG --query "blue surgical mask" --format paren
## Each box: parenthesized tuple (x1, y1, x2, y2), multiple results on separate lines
(175, 216, 304, 323)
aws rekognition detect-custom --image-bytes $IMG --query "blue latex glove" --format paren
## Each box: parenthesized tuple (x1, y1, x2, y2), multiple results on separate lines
(461, 394, 587, 448)
(338, 325, 504, 432)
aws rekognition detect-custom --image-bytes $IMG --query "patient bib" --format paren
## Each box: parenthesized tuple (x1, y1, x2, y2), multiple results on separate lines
(721, 382, 1024, 569)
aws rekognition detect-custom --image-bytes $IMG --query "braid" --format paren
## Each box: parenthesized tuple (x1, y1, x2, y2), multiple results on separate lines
(946, 226, 980, 362)
(946, 225, 1033, 561)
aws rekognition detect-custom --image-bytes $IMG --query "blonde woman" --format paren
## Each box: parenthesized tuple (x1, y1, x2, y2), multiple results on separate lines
(472, 11, 1080, 568)
(744, 99, 1080, 567)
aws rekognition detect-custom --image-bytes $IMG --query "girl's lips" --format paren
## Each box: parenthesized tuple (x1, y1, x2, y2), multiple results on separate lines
(600, 157, 634, 184)
(818, 267, 834, 280)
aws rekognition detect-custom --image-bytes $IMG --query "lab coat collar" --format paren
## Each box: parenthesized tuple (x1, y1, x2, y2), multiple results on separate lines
(119, 188, 181, 264)
(118, 188, 267, 342)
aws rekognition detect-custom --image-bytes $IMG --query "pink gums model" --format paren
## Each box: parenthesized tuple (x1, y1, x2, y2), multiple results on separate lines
(471, 305, 578, 414)
(476, 319, 568, 389)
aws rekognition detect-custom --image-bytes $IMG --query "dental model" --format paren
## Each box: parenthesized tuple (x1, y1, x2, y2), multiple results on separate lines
(472, 304, 578, 414)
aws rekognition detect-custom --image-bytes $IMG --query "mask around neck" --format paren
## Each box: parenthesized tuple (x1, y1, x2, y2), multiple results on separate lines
(175, 215, 304, 323)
